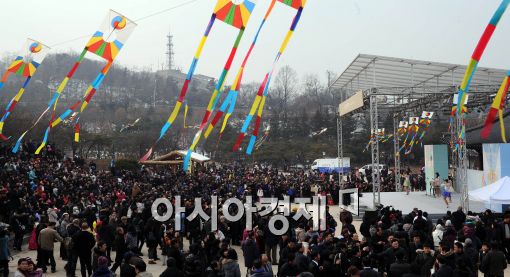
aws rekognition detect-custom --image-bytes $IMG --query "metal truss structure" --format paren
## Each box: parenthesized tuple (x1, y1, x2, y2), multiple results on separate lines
(331, 54, 507, 209)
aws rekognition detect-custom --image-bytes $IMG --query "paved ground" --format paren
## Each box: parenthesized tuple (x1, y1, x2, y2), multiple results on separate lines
(6, 204, 509, 276)
(359, 191, 486, 213)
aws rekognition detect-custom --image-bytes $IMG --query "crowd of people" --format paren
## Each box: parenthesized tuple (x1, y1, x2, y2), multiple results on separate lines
(0, 144, 508, 277)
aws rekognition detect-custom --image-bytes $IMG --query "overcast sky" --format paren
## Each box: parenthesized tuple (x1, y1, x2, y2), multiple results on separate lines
(1, 0, 510, 85)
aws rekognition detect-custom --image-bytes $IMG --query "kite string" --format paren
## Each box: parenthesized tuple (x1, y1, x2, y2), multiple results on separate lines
(50, 0, 202, 47)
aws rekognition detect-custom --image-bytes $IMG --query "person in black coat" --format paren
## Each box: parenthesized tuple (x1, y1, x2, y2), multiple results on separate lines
(307, 250, 323, 277)
(432, 256, 454, 277)
(360, 257, 380, 277)
(453, 242, 474, 274)
(451, 207, 466, 232)
(119, 252, 137, 277)
(242, 231, 260, 271)
(390, 252, 411, 277)
(167, 240, 183, 270)
(96, 219, 115, 261)
(414, 243, 435, 277)
(278, 253, 300, 277)
(111, 227, 127, 273)
(160, 257, 184, 277)
(73, 223, 96, 277)
(480, 242, 507, 277)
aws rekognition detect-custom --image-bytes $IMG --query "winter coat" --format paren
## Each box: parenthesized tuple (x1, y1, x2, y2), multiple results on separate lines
(0, 235, 10, 261)
(480, 249, 507, 276)
(242, 238, 259, 268)
(432, 265, 453, 277)
(432, 225, 444, 248)
(160, 267, 184, 277)
(221, 259, 241, 277)
(92, 266, 113, 277)
(73, 230, 96, 257)
(38, 227, 63, 251)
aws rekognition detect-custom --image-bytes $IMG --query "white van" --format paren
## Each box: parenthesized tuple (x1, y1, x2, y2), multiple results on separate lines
(311, 158, 350, 173)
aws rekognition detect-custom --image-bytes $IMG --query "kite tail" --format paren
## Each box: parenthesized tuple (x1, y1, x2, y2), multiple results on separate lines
(246, 136, 257, 155)
(205, 90, 237, 139)
(12, 48, 88, 153)
(201, 1, 277, 142)
(74, 121, 81, 142)
(185, 28, 246, 164)
(499, 109, 507, 143)
(183, 102, 189, 128)
(457, 0, 510, 113)
(35, 127, 50, 154)
(141, 15, 216, 162)
(0, 71, 11, 90)
(482, 107, 499, 138)
(0, 76, 32, 138)
(182, 149, 193, 173)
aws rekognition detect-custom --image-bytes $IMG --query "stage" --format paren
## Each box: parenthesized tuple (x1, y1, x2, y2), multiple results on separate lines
(358, 191, 486, 214)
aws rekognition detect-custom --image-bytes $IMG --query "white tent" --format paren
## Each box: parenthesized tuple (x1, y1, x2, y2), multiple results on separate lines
(469, 176, 510, 212)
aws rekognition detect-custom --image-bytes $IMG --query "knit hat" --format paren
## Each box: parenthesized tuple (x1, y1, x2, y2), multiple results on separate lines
(98, 256, 108, 267)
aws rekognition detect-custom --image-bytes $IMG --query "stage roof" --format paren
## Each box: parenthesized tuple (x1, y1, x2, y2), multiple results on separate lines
(331, 54, 507, 94)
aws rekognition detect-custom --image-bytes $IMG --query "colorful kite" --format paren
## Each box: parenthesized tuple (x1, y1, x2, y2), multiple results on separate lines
(254, 124, 270, 150)
(140, 0, 257, 163)
(202, 0, 282, 141)
(456, 0, 509, 115)
(184, 0, 279, 165)
(232, 0, 306, 156)
(403, 117, 420, 155)
(0, 39, 50, 140)
(397, 121, 408, 137)
(416, 111, 434, 145)
(481, 70, 510, 142)
(449, 0, 509, 150)
(12, 10, 136, 154)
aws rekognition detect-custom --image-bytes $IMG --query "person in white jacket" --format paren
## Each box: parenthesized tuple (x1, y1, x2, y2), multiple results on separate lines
(432, 224, 444, 250)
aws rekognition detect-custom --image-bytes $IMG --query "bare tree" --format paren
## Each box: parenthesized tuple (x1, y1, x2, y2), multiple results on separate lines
(271, 65, 298, 123)
(303, 74, 324, 113)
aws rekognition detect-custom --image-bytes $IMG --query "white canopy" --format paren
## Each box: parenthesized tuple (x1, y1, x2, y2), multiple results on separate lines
(469, 176, 510, 212)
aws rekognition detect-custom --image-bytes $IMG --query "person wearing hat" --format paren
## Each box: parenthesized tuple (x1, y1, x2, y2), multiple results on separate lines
(91, 256, 112, 277)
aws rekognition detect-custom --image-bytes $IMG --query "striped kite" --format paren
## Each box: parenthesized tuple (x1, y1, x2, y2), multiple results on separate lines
(400, 117, 419, 155)
(233, 0, 306, 155)
(416, 111, 434, 146)
(140, 0, 257, 163)
(0, 39, 50, 141)
(450, 0, 509, 149)
(13, 10, 136, 154)
(481, 70, 510, 142)
(183, 0, 307, 170)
